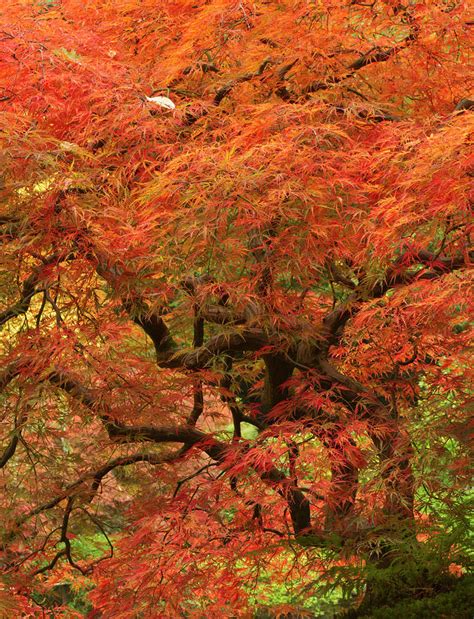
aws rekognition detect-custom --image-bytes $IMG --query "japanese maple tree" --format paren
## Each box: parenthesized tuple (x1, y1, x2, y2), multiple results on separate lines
(0, 0, 472, 616)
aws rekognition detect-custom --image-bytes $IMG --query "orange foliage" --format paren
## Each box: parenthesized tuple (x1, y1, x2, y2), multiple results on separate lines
(0, 0, 472, 616)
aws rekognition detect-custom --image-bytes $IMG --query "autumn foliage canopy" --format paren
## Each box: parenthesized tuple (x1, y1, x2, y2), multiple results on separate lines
(0, 0, 473, 616)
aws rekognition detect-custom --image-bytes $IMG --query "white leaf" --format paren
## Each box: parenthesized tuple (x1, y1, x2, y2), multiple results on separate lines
(145, 95, 176, 110)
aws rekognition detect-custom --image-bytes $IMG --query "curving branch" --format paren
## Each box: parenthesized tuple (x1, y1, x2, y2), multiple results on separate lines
(0, 361, 20, 391)
(183, 57, 273, 124)
(161, 329, 270, 369)
(0, 272, 41, 328)
(454, 98, 474, 112)
(47, 370, 312, 535)
(98, 258, 263, 369)
(0, 361, 23, 468)
(20, 452, 180, 528)
(0, 254, 63, 329)
(128, 300, 269, 368)
(322, 249, 473, 348)
(130, 310, 178, 359)
(304, 15, 419, 95)
(0, 409, 28, 469)
(214, 57, 273, 106)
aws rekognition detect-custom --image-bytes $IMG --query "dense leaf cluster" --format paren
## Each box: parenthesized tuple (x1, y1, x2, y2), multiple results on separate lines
(0, 0, 472, 616)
